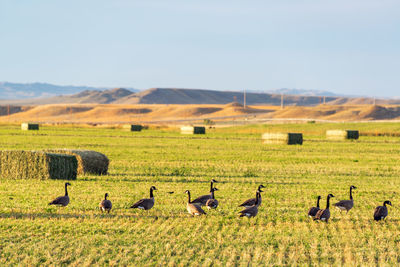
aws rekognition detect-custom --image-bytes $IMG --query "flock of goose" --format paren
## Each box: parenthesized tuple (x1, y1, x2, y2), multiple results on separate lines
(307, 185, 392, 222)
(48, 181, 392, 221)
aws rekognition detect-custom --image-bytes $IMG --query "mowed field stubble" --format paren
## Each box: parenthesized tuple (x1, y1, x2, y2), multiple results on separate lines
(1, 123, 400, 265)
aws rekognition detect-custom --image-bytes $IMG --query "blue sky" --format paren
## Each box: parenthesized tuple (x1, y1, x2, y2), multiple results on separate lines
(1, 0, 399, 97)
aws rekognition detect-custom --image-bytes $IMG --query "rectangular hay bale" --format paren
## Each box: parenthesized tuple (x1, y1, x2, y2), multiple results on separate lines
(262, 133, 303, 145)
(21, 123, 39, 130)
(181, 126, 206, 135)
(326, 130, 359, 140)
(123, 124, 143, 131)
(0, 150, 77, 180)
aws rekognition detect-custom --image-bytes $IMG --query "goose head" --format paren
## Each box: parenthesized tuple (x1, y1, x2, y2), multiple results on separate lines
(258, 184, 265, 192)
(384, 200, 392, 206)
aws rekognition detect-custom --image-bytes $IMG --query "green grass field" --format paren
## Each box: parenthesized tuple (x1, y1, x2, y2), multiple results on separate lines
(1, 122, 400, 265)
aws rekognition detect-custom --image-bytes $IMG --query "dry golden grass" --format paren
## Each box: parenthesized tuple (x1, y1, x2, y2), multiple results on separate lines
(1, 103, 400, 124)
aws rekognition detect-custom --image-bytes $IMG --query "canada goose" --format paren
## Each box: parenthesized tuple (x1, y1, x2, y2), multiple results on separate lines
(308, 195, 321, 218)
(185, 190, 206, 216)
(314, 194, 335, 222)
(191, 179, 218, 206)
(239, 184, 265, 208)
(334, 185, 356, 213)
(239, 191, 260, 218)
(49, 182, 71, 207)
(205, 187, 219, 209)
(99, 193, 112, 213)
(130, 186, 157, 210)
(374, 200, 392, 221)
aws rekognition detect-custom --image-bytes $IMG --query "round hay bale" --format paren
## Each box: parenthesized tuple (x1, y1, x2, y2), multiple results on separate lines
(46, 149, 109, 175)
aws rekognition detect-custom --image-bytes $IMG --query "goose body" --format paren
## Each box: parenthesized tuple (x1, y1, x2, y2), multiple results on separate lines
(49, 182, 71, 207)
(374, 201, 392, 221)
(308, 196, 321, 218)
(334, 185, 356, 213)
(239, 185, 265, 208)
(185, 190, 206, 216)
(130, 186, 157, 210)
(239, 191, 260, 218)
(191, 179, 217, 206)
(99, 193, 112, 213)
(205, 187, 219, 209)
(314, 194, 334, 222)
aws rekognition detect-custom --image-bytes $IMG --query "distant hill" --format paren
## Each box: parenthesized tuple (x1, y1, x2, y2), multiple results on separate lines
(115, 88, 400, 106)
(0, 82, 138, 100)
(35, 88, 132, 104)
(1, 87, 400, 107)
(3, 103, 400, 123)
(267, 88, 344, 97)
(115, 88, 334, 105)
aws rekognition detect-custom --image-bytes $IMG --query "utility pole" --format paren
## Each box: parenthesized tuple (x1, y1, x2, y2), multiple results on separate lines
(243, 89, 246, 110)
(280, 93, 284, 109)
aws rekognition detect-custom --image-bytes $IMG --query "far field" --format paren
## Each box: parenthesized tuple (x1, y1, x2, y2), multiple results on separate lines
(1, 122, 400, 265)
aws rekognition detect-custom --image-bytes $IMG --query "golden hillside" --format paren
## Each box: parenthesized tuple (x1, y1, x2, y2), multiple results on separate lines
(1, 103, 400, 124)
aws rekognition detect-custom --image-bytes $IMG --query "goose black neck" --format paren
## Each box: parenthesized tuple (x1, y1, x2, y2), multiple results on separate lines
(65, 184, 68, 196)
(187, 191, 191, 203)
(255, 192, 260, 205)
(316, 197, 320, 208)
(104, 194, 108, 200)
(211, 190, 215, 199)
(350, 187, 353, 200)
(150, 188, 154, 198)
(210, 181, 214, 192)
(326, 195, 331, 209)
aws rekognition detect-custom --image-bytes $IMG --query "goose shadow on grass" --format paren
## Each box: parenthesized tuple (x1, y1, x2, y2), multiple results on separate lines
(1, 212, 395, 224)
(75, 176, 306, 186)
(0, 211, 182, 220)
